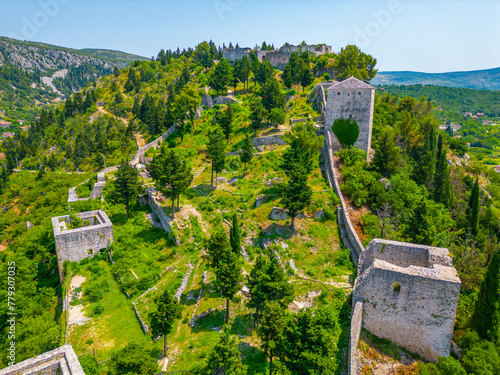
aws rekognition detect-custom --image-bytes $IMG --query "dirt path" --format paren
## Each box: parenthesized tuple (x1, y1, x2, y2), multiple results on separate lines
(67, 275, 90, 326)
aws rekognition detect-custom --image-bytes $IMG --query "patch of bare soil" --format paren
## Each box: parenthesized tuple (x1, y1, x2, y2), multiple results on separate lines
(68, 275, 90, 325)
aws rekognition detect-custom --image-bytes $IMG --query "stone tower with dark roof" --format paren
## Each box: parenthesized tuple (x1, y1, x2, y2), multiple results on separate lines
(325, 77, 375, 154)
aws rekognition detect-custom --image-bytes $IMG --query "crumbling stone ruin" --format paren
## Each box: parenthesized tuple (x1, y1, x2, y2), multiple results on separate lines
(0, 344, 85, 375)
(353, 239, 461, 362)
(68, 172, 106, 203)
(52, 210, 114, 279)
(223, 44, 332, 69)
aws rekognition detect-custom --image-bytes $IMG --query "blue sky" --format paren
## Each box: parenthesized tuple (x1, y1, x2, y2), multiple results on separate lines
(0, 0, 499, 72)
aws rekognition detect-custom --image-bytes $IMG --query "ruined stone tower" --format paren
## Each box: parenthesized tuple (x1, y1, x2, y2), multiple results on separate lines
(324, 77, 375, 154)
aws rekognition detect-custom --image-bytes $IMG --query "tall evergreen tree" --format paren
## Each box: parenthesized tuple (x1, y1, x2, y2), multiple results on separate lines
(219, 102, 234, 142)
(111, 160, 142, 218)
(240, 134, 254, 177)
(229, 214, 241, 255)
(206, 128, 226, 187)
(281, 63, 293, 90)
(332, 118, 360, 149)
(434, 135, 453, 208)
(216, 244, 243, 324)
(371, 126, 401, 177)
(468, 177, 480, 236)
(258, 301, 286, 374)
(205, 328, 247, 375)
(412, 129, 436, 188)
(209, 58, 233, 95)
(149, 289, 182, 358)
(472, 248, 500, 342)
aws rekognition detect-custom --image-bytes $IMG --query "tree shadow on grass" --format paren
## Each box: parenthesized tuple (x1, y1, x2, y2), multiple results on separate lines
(334, 294, 353, 375)
(190, 309, 226, 334)
(229, 313, 255, 337)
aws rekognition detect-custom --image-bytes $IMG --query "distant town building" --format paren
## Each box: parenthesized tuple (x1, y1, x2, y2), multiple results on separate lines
(477, 112, 484, 117)
(17, 119, 25, 125)
(1, 132, 14, 138)
(0, 153, 4, 160)
(21, 125, 31, 131)
(0, 121, 11, 128)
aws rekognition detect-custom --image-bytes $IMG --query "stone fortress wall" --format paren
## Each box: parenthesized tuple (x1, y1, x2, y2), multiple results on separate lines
(324, 77, 375, 154)
(0, 345, 85, 375)
(223, 44, 332, 69)
(52, 210, 114, 279)
(320, 80, 461, 372)
(353, 240, 461, 362)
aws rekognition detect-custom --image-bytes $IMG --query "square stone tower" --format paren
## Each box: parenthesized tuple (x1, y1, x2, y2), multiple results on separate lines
(325, 77, 375, 154)
(353, 239, 461, 362)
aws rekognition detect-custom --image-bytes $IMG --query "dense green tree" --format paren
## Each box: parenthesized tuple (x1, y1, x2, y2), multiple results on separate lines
(108, 343, 157, 375)
(229, 213, 241, 255)
(215, 242, 243, 324)
(239, 134, 254, 177)
(334, 44, 378, 81)
(206, 227, 230, 273)
(371, 126, 401, 177)
(179, 84, 200, 129)
(219, 102, 234, 142)
(412, 129, 436, 188)
(256, 60, 275, 86)
(269, 108, 286, 128)
(149, 289, 183, 358)
(332, 118, 360, 149)
(194, 41, 214, 72)
(280, 167, 312, 231)
(205, 329, 247, 375)
(210, 58, 233, 95)
(300, 64, 314, 91)
(468, 178, 480, 236)
(236, 55, 252, 89)
(281, 63, 293, 89)
(281, 122, 324, 175)
(110, 160, 142, 218)
(434, 135, 453, 208)
(258, 301, 286, 374)
(472, 248, 500, 342)
(206, 128, 226, 187)
(249, 99, 267, 136)
(277, 306, 337, 374)
(261, 77, 285, 112)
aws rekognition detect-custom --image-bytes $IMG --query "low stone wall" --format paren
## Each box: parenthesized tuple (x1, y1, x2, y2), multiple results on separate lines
(349, 300, 363, 375)
(0, 344, 85, 375)
(145, 188, 172, 233)
(324, 130, 365, 263)
(132, 125, 176, 165)
(252, 134, 287, 147)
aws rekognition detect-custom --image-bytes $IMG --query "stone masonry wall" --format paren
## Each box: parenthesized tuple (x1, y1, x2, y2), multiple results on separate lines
(145, 188, 172, 233)
(132, 125, 176, 165)
(52, 210, 114, 279)
(353, 255, 461, 361)
(324, 130, 365, 263)
(252, 134, 287, 147)
(325, 86, 375, 154)
(349, 300, 364, 375)
(0, 345, 85, 375)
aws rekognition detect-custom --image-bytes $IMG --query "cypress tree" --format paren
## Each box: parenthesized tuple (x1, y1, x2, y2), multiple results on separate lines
(468, 178, 480, 236)
(239, 134, 254, 177)
(434, 135, 453, 208)
(371, 126, 401, 177)
(229, 214, 241, 255)
(472, 248, 500, 342)
(412, 129, 436, 188)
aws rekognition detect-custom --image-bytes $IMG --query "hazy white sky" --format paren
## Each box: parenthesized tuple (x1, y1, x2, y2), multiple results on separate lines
(0, 0, 499, 72)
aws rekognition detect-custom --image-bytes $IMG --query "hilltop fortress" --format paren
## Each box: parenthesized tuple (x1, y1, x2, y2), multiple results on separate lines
(223, 44, 332, 69)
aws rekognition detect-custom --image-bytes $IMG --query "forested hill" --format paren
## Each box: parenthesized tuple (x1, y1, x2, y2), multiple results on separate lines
(371, 67, 500, 90)
(0, 36, 147, 121)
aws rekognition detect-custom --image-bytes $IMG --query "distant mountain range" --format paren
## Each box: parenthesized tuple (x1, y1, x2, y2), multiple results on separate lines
(0, 36, 148, 121)
(371, 67, 500, 91)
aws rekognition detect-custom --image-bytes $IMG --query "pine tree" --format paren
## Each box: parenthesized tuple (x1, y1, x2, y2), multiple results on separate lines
(229, 214, 241, 255)
(240, 134, 254, 177)
(371, 126, 401, 177)
(206, 228, 230, 274)
(219, 102, 234, 142)
(472, 248, 500, 342)
(111, 160, 142, 218)
(300, 65, 314, 92)
(282, 63, 293, 90)
(216, 245, 243, 324)
(412, 130, 436, 188)
(205, 328, 247, 375)
(209, 58, 233, 95)
(206, 129, 226, 187)
(258, 301, 286, 374)
(434, 135, 453, 208)
(468, 177, 480, 236)
(149, 289, 182, 358)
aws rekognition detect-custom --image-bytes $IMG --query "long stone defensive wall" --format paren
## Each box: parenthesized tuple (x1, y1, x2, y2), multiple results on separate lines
(144, 188, 172, 233)
(132, 125, 176, 165)
(324, 130, 365, 262)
